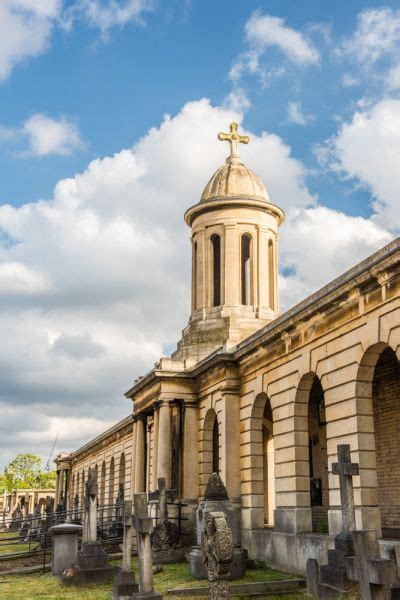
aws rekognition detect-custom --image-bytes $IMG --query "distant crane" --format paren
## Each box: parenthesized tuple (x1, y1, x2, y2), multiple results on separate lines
(45, 432, 60, 472)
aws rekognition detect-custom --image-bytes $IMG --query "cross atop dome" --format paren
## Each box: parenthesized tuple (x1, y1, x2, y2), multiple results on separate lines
(218, 122, 249, 158)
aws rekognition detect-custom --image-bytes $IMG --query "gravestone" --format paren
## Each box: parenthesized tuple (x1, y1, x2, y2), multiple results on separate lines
(189, 473, 245, 580)
(149, 478, 179, 553)
(202, 511, 234, 600)
(132, 493, 162, 599)
(314, 445, 359, 596)
(346, 529, 396, 599)
(62, 467, 114, 585)
(307, 444, 397, 599)
(112, 500, 139, 599)
(49, 522, 82, 576)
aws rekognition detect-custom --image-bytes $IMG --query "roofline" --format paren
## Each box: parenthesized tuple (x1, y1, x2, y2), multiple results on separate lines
(69, 414, 132, 459)
(125, 237, 400, 400)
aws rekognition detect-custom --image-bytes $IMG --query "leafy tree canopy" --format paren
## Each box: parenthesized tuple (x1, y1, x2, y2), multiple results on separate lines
(0, 454, 56, 493)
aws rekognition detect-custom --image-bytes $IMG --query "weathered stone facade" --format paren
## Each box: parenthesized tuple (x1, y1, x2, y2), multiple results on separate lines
(58, 124, 400, 573)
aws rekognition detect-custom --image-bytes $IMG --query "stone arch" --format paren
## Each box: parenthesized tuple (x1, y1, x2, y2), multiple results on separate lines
(201, 408, 221, 491)
(356, 342, 400, 535)
(296, 372, 329, 532)
(249, 393, 275, 526)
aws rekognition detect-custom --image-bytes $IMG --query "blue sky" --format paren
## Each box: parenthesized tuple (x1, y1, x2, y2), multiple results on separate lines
(0, 0, 400, 467)
(1, 0, 399, 213)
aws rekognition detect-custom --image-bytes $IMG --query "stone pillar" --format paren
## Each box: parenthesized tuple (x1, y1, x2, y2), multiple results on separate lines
(157, 399, 171, 488)
(57, 469, 64, 506)
(220, 381, 241, 502)
(182, 401, 199, 500)
(273, 391, 312, 534)
(55, 470, 61, 506)
(152, 404, 160, 492)
(134, 417, 145, 493)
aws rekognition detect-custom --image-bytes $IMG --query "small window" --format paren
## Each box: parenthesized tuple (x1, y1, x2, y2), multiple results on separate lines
(241, 234, 252, 305)
(211, 234, 221, 306)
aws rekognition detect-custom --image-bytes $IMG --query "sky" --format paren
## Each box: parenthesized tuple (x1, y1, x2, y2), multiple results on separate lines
(0, 0, 400, 468)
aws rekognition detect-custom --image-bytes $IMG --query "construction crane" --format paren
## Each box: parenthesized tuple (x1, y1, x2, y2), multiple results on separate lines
(45, 432, 59, 472)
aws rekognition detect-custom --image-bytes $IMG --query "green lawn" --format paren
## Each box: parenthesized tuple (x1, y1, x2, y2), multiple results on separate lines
(0, 531, 37, 556)
(0, 559, 305, 599)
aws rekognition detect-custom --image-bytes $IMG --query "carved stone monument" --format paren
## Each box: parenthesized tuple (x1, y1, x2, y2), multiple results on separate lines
(149, 478, 179, 553)
(132, 493, 162, 599)
(306, 444, 397, 599)
(49, 522, 83, 577)
(112, 500, 139, 599)
(189, 473, 245, 580)
(62, 467, 114, 585)
(202, 511, 234, 600)
(346, 529, 396, 599)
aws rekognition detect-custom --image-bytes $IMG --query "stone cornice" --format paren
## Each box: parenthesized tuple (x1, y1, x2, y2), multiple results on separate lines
(69, 414, 132, 461)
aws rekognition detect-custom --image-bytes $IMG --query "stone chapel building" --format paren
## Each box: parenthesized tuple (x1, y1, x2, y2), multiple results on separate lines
(55, 123, 400, 572)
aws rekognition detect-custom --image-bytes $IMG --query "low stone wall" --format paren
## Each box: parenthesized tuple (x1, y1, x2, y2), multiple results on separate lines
(242, 528, 334, 574)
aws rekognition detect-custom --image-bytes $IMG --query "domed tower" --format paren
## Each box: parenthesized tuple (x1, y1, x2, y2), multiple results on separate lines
(173, 123, 284, 363)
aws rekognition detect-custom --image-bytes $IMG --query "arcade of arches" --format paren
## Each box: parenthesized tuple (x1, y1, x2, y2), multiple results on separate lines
(55, 124, 400, 574)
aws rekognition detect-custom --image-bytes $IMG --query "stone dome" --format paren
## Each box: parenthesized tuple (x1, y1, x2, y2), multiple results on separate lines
(201, 155, 270, 203)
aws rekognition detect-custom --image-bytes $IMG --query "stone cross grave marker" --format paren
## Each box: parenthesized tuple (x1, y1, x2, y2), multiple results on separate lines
(346, 529, 397, 600)
(83, 467, 97, 543)
(148, 477, 176, 523)
(148, 477, 179, 551)
(112, 499, 139, 599)
(132, 493, 162, 599)
(332, 444, 359, 533)
(201, 511, 234, 600)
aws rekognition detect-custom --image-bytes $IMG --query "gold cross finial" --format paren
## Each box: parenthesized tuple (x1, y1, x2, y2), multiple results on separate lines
(218, 122, 249, 157)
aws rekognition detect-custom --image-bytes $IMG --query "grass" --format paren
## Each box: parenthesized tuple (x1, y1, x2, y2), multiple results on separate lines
(0, 559, 305, 599)
(0, 531, 37, 556)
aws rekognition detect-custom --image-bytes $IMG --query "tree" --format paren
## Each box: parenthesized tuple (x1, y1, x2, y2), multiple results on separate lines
(1, 454, 56, 492)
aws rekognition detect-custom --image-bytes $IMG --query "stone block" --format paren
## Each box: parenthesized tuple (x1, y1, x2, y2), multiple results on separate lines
(274, 508, 312, 534)
(112, 568, 139, 599)
(48, 523, 82, 577)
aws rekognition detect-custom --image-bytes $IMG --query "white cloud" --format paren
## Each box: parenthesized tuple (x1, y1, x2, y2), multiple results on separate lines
(0, 0, 61, 82)
(229, 11, 319, 88)
(62, 0, 155, 35)
(22, 113, 85, 157)
(386, 63, 400, 90)
(245, 12, 320, 65)
(0, 97, 396, 468)
(287, 101, 314, 126)
(0, 98, 315, 465)
(338, 8, 400, 64)
(341, 73, 359, 88)
(279, 206, 392, 309)
(320, 99, 400, 231)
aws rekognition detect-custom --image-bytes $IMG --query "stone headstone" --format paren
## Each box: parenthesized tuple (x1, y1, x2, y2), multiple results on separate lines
(346, 529, 396, 600)
(189, 473, 245, 580)
(149, 478, 179, 552)
(132, 493, 162, 599)
(62, 467, 114, 585)
(112, 500, 139, 599)
(49, 523, 82, 576)
(202, 511, 233, 600)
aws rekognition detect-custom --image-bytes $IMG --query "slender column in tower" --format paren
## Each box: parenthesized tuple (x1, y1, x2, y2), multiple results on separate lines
(182, 401, 199, 500)
(157, 399, 171, 487)
(134, 416, 146, 493)
(224, 224, 237, 306)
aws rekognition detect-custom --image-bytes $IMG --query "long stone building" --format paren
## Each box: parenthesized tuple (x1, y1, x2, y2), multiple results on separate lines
(56, 123, 400, 572)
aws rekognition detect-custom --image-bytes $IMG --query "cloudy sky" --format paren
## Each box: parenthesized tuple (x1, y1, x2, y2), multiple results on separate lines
(0, 0, 399, 468)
